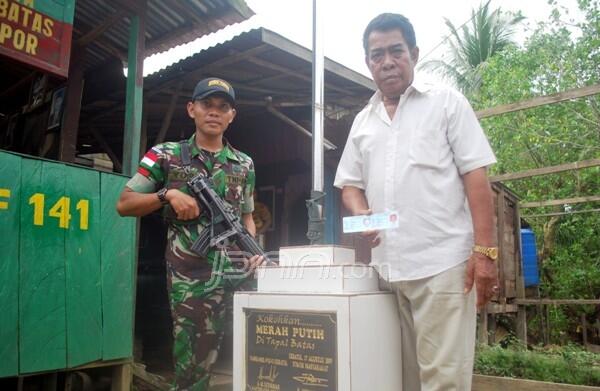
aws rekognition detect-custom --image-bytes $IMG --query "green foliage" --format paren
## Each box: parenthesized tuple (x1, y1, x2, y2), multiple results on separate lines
(545, 214, 600, 299)
(471, 0, 600, 344)
(419, 0, 524, 93)
(474, 343, 600, 385)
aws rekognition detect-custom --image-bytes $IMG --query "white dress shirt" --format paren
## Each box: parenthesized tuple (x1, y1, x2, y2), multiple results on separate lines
(334, 81, 496, 281)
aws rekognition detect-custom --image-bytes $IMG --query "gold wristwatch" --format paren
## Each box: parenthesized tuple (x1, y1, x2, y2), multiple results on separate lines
(472, 245, 499, 261)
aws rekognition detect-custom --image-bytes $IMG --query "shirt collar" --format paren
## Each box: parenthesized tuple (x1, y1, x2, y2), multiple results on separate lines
(187, 134, 241, 163)
(410, 78, 433, 94)
(367, 77, 433, 107)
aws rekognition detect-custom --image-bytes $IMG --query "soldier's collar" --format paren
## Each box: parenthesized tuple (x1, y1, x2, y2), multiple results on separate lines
(187, 135, 241, 163)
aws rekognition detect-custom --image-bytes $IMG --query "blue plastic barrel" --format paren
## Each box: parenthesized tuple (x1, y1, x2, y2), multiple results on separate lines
(521, 228, 540, 286)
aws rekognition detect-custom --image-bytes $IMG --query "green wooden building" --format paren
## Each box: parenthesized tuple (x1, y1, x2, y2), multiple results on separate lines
(0, 0, 254, 387)
(0, 151, 136, 377)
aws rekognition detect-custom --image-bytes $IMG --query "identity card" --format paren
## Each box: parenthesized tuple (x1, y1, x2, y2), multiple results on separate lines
(342, 211, 399, 233)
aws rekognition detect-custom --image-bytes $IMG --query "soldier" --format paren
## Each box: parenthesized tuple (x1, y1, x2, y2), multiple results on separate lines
(116, 77, 263, 391)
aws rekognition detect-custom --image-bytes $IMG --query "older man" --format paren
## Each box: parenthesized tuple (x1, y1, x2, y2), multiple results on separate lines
(334, 13, 499, 390)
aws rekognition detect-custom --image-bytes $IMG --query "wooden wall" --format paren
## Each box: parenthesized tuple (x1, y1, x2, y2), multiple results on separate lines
(0, 150, 137, 377)
(492, 182, 522, 302)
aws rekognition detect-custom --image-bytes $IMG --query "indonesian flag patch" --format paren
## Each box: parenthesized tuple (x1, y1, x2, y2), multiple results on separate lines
(138, 147, 160, 177)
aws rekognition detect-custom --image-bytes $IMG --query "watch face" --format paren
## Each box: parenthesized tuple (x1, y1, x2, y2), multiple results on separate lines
(489, 248, 499, 259)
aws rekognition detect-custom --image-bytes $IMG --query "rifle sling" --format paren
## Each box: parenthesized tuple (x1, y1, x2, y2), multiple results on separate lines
(180, 140, 192, 176)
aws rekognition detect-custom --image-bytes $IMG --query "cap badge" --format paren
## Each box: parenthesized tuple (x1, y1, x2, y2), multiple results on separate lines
(208, 79, 230, 91)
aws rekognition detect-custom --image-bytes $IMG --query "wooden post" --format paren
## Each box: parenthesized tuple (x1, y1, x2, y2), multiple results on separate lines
(516, 307, 527, 344)
(478, 306, 489, 344)
(537, 303, 545, 344)
(58, 47, 85, 162)
(582, 313, 588, 346)
(111, 363, 132, 391)
(489, 314, 497, 344)
(544, 305, 551, 344)
(497, 189, 506, 298)
(122, 3, 146, 176)
(139, 94, 149, 157)
(514, 205, 528, 344)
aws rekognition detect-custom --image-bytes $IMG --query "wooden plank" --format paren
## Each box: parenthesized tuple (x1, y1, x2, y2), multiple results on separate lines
(101, 174, 136, 360)
(83, 45, 271, 127)
(266, 105, 337, 150)
(246, 55, 355, 95)
(0, 152, 21, 377)
(515, 299, 600, 305)
(89, 127, 122, 172)
(261, 29, 375, 91)
(521, 196, 600, 208)
(485, 303, 518, 314)
(490, 159, 600, 183)
(476, 83, 600, 119)
(76, 9, 128, 47)
(19, 160, 66, 373)
(0, 72, 35, 100)
(473, 374, 600, 390)
(65, 167, 102, 367)
(585, 343, 600, 354)
(522, 208, 600, 218)
(155, 81, 183, 144)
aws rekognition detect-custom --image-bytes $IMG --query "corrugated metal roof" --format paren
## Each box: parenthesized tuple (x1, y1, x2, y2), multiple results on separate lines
(76, 28, 375, 151)
(142, 17, 259, 76)
(145, 28, 374, 92)
(72, 0, 254, 71)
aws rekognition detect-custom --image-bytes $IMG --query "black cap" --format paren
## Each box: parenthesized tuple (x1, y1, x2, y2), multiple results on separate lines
(191, 77, 235, 105)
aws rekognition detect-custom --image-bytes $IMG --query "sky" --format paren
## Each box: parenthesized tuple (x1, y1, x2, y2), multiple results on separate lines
(144, 0, 584, 84)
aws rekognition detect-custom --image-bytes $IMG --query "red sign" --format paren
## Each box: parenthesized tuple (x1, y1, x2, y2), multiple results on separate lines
(0, 0, 75, 77)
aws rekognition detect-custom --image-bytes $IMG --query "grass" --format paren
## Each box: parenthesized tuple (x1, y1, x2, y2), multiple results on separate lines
(474, 342, 600, 386)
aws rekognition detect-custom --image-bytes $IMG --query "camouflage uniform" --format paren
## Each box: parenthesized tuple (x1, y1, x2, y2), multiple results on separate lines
(127, 134, 255, 391)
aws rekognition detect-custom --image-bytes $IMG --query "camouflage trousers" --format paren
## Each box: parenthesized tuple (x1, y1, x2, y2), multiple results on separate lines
(167, 264, 233, 391)
(166, 257, 254, 391)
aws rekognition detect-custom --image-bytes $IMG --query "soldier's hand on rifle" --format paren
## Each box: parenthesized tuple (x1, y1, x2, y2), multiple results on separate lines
(243, 254, 265, 273)
(165, 189, 201, 220)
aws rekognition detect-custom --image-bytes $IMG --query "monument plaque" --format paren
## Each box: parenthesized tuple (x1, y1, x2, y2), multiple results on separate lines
(245, 309, 337, 391)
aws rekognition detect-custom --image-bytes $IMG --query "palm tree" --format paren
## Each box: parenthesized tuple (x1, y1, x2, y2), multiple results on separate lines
(419, 1, 525, 93)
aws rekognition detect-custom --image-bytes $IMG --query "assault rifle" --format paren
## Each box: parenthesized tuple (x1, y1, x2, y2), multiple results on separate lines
(187, 175, 275, 266)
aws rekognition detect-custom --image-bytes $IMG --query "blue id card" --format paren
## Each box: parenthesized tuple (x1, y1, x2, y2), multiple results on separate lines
(342, 211, 399, 233)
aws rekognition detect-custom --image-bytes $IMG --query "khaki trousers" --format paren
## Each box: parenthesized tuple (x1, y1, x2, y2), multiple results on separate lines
(383, 262, 476, 391)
